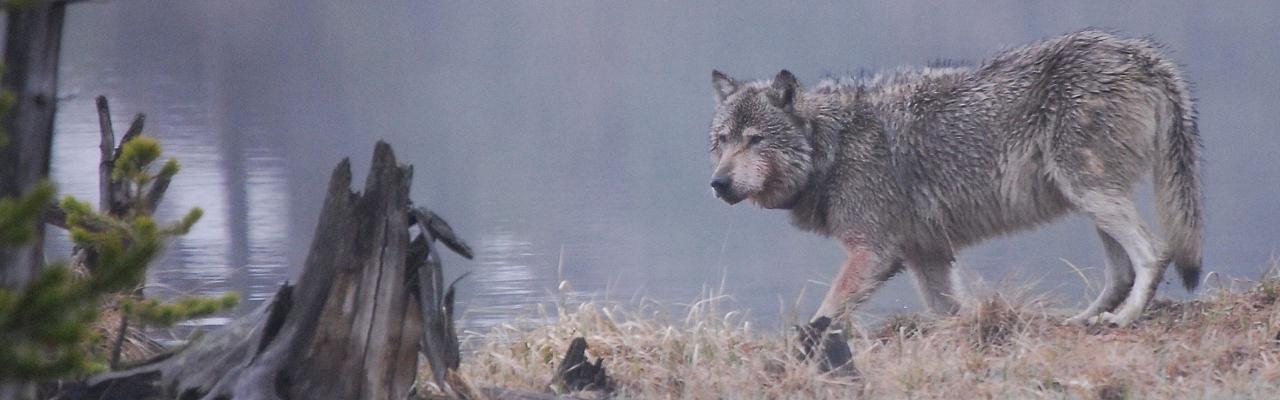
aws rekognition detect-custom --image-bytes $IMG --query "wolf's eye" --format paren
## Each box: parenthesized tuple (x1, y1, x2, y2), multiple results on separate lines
(748, 135, 765, 146)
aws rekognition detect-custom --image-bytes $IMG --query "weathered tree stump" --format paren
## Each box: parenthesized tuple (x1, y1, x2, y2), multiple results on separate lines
(54, 141, 624, 400)
(57, 142, 471, 400)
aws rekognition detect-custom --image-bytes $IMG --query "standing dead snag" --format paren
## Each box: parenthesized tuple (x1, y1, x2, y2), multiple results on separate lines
(93, 96, 153, 216)
(39, 96, 195, 370)
(57, 142, 474, 400)
(91, 96, 160, 367)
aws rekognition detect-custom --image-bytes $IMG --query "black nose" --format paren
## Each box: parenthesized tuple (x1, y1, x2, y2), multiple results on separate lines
(710, 175, 732, 193)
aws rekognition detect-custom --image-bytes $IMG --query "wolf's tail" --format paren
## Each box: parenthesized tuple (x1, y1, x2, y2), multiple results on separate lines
(1150, 56, 1205, 291)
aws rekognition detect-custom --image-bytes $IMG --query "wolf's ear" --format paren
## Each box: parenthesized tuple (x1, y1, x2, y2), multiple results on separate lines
(712, 70, 738, 104)
(768, 69, 799, 109)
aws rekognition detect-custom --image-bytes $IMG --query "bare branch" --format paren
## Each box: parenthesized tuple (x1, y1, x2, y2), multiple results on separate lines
(143, 172, 170, 214)
(109, 314, 128, 370)
(104, 113, 146, 215)
(42, 204, 67, 230)
(116, 113, 145, 152)
(96, 95, 115, 213)
(410, 206, 474, 259)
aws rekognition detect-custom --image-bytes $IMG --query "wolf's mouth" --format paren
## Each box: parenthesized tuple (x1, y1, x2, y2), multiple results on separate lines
(715, 191, 745, 205)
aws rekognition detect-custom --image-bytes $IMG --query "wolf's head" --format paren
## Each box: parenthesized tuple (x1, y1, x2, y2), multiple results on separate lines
(706, 70, 813, 209)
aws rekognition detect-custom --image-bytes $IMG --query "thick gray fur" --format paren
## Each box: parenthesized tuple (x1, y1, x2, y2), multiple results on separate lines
(706, 30, 1203, 326)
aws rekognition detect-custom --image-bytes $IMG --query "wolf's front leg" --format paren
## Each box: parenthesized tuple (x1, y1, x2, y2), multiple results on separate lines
(799, 245, 900, 368)
(812, 246, 903, 323)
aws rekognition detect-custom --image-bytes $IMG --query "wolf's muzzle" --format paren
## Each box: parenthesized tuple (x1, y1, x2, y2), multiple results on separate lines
(710, 176, 743, 204)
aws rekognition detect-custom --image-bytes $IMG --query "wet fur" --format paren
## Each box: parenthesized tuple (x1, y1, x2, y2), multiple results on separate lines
(707, 30, 1203, 326)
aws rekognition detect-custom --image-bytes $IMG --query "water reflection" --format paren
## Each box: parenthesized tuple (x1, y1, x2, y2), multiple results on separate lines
(244, 150, 291, 301)
(49, 23, 294, 330)
(461, 230, 547, 327)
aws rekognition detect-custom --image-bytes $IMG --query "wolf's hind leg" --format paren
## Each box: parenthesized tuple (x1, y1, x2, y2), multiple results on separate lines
(1070, 191, 1165, 326)
(1066, 229, 1137, 324)
(906, 259, 962, 315)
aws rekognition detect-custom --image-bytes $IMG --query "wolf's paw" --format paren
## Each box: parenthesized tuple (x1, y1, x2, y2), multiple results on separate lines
(794, 318, 829, 361)
(1063, 309, 1102, 326)
(1064, 313, 1114, 328)
(1062, 316, 1091, 326)
(794, 317, 856, 377)
(1098, 311, 1135, 327)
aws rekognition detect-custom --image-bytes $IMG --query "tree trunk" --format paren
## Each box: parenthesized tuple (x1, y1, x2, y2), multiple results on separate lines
(0, 3, 67, 399)
(0, 0, 66, 292)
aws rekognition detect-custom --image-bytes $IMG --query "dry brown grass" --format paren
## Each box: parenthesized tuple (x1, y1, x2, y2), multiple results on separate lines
(91, 293, 166, 365)
(425, 268, 1280, 399)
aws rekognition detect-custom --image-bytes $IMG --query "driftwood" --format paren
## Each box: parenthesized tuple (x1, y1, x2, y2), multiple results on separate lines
(551, 337, 611, 393)
(56, 142, 476, 399)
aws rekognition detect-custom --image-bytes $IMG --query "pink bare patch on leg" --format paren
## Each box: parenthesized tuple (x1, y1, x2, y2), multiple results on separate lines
(834, 249, 870, 295)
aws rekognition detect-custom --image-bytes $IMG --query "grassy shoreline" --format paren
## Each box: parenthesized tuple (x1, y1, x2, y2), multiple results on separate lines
(428, 270, 1280, 399)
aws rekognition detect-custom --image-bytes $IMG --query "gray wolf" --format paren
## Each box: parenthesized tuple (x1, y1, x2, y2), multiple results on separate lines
(705, 30, 1203, 327)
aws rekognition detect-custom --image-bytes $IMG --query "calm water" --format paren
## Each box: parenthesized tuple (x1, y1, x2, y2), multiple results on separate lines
(46, 1, 1280, 333)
